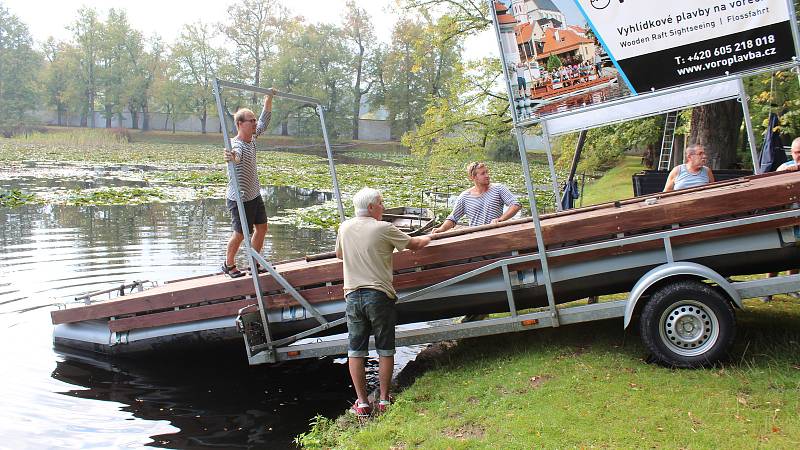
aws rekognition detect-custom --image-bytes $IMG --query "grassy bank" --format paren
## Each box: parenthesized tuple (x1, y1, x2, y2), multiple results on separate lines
(297, 296, 800, 448)
(579, 155, 645, 206)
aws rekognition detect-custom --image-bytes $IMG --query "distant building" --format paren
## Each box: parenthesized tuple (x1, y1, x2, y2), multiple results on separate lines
(497, 0, 596, 67)
(536, 27, 595, 67)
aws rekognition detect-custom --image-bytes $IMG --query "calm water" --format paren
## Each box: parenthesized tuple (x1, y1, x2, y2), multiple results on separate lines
(0, 180, 414, 449)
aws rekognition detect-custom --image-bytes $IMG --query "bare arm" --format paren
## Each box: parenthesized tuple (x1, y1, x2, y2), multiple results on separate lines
(431, 219, 456, 234)
(406, 235, 431, 250)
(706, 167, 716, 183)
(777, 163, 798, 172)
(491, 204, 521, 224)
(663, 166, 679, 192)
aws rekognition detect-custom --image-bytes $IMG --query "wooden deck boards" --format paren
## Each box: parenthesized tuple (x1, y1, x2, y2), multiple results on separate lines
(52, 172, 799, 331)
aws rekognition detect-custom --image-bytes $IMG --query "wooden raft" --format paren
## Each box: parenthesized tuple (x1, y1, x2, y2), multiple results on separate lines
(51, 172, 799, 333)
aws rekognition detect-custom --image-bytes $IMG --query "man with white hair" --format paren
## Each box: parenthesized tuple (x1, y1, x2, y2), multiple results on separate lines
(335, 187, 431, 417)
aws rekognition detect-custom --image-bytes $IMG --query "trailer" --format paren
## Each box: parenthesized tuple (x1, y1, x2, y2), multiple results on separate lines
(52, 0, 800, 368)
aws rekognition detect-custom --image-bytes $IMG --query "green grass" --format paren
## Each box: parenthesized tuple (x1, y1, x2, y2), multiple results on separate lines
(580, 155, 646, 206)
(296, 294, 800, 449)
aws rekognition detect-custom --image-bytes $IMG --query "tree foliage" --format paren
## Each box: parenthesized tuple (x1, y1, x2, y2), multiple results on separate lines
(0, 4, 41, 135)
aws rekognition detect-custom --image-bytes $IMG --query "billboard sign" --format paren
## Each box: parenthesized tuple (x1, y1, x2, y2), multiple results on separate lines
(491, 0, 798, 121)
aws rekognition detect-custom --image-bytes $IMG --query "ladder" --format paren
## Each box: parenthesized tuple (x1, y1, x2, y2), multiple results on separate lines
(657, 111, 679, 171)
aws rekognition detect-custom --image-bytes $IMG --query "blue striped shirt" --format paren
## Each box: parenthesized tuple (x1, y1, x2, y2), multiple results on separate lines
(226, 110, 271, 201)
(447, 184, 520, 227)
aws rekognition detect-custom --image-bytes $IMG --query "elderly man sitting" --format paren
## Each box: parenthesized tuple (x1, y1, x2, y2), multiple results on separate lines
(663, 144, 716, 191)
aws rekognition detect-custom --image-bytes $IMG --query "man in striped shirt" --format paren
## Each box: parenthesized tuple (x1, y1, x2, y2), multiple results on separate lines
(221, 92, 274, 278)
(431, 162, 521, 234)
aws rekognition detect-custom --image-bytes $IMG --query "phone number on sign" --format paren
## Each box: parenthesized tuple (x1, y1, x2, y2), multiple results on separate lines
(674, 35, 776, 64)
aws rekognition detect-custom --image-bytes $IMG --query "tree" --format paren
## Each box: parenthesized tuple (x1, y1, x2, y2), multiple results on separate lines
(220, 0, 284, 102)
(304, 23, 352, 139)
(342, 0, 377, 140)
(378, 16, 462, 138)
(546, 54, 562, 71)
(688, 100, 743, 169)
(171, 22, 224, 134)
(0, 5, 41, 135)
(97, 9, 142, 128)
(268, 17, 312, 136)
(402, 58, 510, 163)
(69, 7, 103, 127)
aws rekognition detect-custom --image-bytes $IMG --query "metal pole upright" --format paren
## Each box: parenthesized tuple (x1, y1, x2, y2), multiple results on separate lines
(489, 0, 560, 326)
(317, 105, 346, 223)
(541, 120, 562, 211)
(737, 77, 760, 174)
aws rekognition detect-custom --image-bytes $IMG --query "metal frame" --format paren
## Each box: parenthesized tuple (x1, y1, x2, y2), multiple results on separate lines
(232, 2, 800, 364)
(247, 207, 800, 363)
(211, 79, 347, 360)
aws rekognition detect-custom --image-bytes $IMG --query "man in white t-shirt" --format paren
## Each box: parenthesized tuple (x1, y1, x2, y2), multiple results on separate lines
(335, 188, 431, 417)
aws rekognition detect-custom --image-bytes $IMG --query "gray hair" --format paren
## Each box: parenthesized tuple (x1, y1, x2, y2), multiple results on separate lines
(352, 187, 381, 217)
(685, 144, 704, 160)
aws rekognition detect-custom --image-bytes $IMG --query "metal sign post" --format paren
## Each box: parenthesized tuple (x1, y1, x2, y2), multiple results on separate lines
(490, 1, 561, 326)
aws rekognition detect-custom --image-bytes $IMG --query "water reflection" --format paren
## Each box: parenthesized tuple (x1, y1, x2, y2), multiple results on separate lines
(51, 350, 352, 448)
(0, 190, 335, 314)
(0, 186, 353, 449)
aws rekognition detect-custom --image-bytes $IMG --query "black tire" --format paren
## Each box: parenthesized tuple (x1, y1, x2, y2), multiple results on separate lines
(639, 279, 735, 368)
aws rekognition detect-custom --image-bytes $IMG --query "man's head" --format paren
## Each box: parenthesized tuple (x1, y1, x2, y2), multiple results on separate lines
(684, 144, 707, 168)
(466, 161, 490, 187)
(352, 187, 384, 220)
(791, 137, 800, 163)
(234, 108, 257, 137)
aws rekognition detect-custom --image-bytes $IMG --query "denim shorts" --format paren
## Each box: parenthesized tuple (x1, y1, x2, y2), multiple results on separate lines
(345, 289, 397, 357)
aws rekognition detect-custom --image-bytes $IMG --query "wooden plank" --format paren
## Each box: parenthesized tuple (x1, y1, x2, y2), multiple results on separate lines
(108, 299, 256, 333)
(105, 216, 798, 333)
(52, 175, 799, 325)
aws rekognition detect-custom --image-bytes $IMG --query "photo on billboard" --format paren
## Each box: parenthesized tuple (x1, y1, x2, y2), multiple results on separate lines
(492, 0, 634, 120)
(492, 0, 799, 121)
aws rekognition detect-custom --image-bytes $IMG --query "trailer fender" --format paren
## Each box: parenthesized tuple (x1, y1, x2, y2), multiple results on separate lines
(623, 262, 741, 329)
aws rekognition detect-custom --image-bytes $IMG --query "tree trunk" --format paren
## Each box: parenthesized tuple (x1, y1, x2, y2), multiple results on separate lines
(352, 51, 364, 140)
(142, 102, 150, 132)
(131, 110, 139, 130)
(105, 105, 112, 128)
(201, 107, 207, 134)
(688, 100, 742, 169)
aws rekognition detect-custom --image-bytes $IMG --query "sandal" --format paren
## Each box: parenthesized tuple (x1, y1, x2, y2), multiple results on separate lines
(221, 262, 245, 278)
(246, 265, 269, 274)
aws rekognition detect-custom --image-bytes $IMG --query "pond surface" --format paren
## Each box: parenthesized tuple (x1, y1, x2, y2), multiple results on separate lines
(0, 183, 420, 448)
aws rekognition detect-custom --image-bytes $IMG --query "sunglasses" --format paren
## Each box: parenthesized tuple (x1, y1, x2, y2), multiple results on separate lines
(240, 118, 257, 124)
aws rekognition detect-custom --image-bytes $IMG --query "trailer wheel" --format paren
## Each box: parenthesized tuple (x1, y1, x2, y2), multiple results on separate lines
(639, 280, 735, 368)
